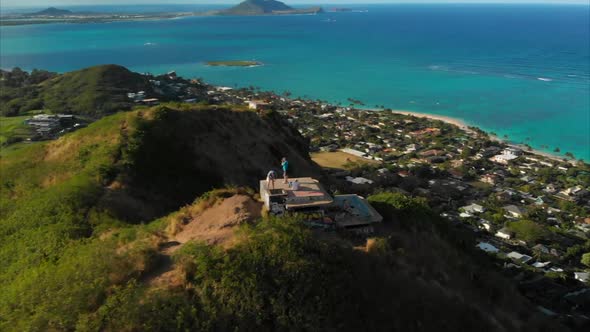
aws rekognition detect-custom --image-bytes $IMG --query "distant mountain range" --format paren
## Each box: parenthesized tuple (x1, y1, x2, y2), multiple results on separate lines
(219, 0, 323, 16)
(18, 2, 323, 21)
(30, 7, 74, 16)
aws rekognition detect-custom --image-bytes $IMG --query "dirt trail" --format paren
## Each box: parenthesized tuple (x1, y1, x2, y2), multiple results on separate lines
(144, 195, 262, 288)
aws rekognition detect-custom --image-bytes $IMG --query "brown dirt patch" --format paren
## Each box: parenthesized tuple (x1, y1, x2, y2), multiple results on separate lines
(172, 194, 262, 249)
(311, 151, 379, 169)
(144, 194, 262, 288)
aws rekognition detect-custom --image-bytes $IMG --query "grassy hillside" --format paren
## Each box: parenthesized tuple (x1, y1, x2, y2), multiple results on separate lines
(40, 64, 152, 117)
(0, 116, 32, 145)
(0, 103, 567, 331)
(0, 65, 152, 118)
(0, 103, 322, 330)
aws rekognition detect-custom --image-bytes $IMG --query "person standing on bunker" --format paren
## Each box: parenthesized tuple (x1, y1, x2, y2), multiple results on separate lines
(266, 170, 277, 190)
(281, 157, 289, 184)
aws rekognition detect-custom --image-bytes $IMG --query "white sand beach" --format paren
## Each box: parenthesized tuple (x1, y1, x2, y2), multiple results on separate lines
(368, 108, 572, 164)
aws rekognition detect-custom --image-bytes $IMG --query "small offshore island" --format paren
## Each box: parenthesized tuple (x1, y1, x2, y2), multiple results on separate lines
(0, 7, 194, 26)
(215, 0, 323, 16)
(206, 60, 263, 67)
(0, 1, 324, 26)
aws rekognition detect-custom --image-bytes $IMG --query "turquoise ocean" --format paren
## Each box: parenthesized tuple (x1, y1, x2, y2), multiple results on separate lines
(1, 4, 589, 160)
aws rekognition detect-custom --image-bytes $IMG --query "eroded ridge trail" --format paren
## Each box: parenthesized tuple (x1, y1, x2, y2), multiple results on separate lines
(143, 194, 263, 288)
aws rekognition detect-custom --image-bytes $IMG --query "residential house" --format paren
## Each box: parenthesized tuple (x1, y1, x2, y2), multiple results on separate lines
(419, 149, 444, 158)
(503, 147, 523, 156)
(478, 219, 493, 232)
(532, 244, 550, 255)
(532, 261, 551, 269)
(476, 242, 499, 253)
(461, 203, 485, 215)
(507, 251, 533, 264)
(574, 272, 590, 283)
(495, 228, 514, 240)
(247, 100, 270, 110)
(340, 148, 367, 159)
(490, 153, 519, 165)
(480, 174, 499, 185)
(478, 146, 502, 158)
(346, 176, 374, 185)
(503, 205, 525, 219)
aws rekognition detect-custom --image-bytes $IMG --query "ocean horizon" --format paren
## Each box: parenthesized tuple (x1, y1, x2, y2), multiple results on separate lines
(1, 4, 589, 160)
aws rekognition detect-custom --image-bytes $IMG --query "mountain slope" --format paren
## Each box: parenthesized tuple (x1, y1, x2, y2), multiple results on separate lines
(227, 0, 292, 14)
(0, 64, 153, 118)
(0, 103, 321, 330)
(0, 103, 570, 331)
(220, 0, 322, 15)
(30, 7, 74, 16)
(39, 64, 153, 117)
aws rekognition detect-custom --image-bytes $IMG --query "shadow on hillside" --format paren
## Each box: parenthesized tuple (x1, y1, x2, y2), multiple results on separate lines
(105, 107, 320, 223)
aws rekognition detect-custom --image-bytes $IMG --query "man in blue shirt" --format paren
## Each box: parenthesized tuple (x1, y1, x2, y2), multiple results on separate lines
(281, 157, 289, 184)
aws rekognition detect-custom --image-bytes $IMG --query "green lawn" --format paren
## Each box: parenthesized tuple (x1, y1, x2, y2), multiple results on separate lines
(468, 181, 493, 190)
(0, 116, 32, 145)
(311, 151, 379, 169)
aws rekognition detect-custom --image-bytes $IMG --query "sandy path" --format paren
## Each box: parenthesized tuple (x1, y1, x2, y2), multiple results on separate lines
(143, 195, 262, 288)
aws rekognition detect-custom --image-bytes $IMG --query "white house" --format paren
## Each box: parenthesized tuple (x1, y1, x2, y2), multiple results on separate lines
(478, 219, 493, 232)
(503, 205, 524, 218)
(316, 113, 334, 119)
(495, 228, 514, 240)
(574, 272, 590, 283)
(507, 251, 533, 264)
(461, 203, 485, 214)
(340, 148, 366, 158)
(490, 154, 519, 165)
(346, 176, 374, 185)
(532, 261, 551, 269)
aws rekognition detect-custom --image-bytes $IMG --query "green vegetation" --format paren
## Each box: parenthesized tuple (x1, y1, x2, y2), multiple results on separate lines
(1, 65, 152, 118)
(506, 219, 551, 243)
(0, 116, 32, 145)
(311, 151, 378, 169)
(0, 103, 321, 330)
(39, 65, 152, 117)
(0, 109, 157, 331)
(2, 195, 553, 331)
(368, 192, 432, 227)
(582, 252, 590, 268)
(0, 68, 57, 116)
(206, 60, 263, 67)
(0, 105, 265, 330)
(0, 101, 566, 330)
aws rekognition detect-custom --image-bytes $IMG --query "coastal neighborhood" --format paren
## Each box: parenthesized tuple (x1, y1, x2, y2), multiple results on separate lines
(192, 79, 590, 318)
(2, 67, 589, 322)
(1, 0, 589, 329)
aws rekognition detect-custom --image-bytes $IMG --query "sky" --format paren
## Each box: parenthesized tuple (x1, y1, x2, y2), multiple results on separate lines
(1, 0, 589, 8)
